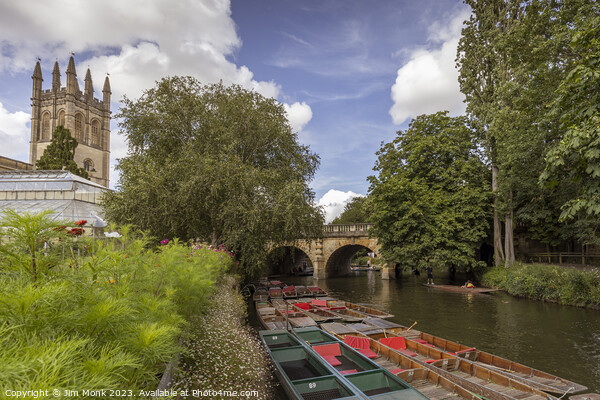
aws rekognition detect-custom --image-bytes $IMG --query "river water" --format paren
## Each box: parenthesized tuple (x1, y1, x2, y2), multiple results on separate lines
(252, 270, 600, 394)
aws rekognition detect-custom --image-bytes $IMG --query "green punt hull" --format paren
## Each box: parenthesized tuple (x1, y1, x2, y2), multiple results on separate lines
(260, 329, 429, 400)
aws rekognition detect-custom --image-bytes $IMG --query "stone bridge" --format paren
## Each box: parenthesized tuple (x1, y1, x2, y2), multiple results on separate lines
(267, 223, 396, 279)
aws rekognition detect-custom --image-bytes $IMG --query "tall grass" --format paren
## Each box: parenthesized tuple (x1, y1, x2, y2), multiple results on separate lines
(482, 262, 600, 307)
(0, 211, 231, 397)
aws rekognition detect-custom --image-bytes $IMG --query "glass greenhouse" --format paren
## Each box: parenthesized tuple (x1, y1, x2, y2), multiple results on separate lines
(0, 170, 108, 234)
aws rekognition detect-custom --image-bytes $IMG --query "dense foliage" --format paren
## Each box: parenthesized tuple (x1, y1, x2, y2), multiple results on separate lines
(457, 0, 600, 260)
(368, 112, 490, 271)
(103, 78, 323, 277)
(0, 211, 230, 395)
(483, 263, 600, 308)
(35, 125, 89, 179)
(541, 15, 600, 227)
(331, 196, 373, 224)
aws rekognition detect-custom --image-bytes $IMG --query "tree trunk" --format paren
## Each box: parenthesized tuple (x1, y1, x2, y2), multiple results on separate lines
(492, 165, 505, 266)
(504, 191, 515, 267)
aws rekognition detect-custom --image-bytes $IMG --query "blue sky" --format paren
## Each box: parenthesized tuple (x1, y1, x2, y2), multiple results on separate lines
(0, 0, 469, 221)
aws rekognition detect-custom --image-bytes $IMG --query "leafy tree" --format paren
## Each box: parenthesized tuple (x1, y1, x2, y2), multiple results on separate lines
(368, 112, 490, 272)
(35, 125, 89, 179)
(541, 14, 600, 239)
(102, 77, 323, 276)
(457, 0, 595, 261)
(331, 196, 373, 224)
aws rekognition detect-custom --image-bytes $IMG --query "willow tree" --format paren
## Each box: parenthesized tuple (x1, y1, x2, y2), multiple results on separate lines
(102, 77, 323, 276)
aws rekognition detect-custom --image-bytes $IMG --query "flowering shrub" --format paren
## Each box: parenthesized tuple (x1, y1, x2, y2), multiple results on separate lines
(172, 276, 273, 400)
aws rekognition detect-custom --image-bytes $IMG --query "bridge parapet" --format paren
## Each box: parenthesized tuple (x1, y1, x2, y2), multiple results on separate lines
(323, 223, 374, 237)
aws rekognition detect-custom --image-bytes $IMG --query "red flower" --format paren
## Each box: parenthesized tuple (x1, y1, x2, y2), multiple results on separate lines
(67, 227, 85, 236)
(74, 220, 87, 226)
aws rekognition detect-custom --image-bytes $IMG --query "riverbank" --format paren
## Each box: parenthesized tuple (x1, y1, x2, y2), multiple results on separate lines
(482, 262, 600, 309)
(171, 276, 273, 400)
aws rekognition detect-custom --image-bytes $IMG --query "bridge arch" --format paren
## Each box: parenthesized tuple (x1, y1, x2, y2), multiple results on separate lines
(324, 243, 379, 278)
(266, 245, 313, 276)
(265, 224, 396, 279)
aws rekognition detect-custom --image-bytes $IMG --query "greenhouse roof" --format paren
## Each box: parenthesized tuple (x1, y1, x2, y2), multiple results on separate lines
(0, 170, 106, 193)
(0, 170, 108, 228)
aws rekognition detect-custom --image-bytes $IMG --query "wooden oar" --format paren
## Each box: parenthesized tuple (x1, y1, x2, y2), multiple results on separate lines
(405, 321, 418, 332)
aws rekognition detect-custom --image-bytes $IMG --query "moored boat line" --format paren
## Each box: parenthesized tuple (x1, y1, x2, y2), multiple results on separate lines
(253, 284, 587, 399)
(260, 327, 429, 400)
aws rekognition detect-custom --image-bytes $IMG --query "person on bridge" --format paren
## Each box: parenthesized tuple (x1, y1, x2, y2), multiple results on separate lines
(426, 266, 434, 285)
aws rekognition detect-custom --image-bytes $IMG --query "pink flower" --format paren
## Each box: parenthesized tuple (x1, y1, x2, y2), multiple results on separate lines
(160, 239, 169, 245)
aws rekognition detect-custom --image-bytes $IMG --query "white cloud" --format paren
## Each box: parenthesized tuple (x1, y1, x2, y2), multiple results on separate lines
(0, 0, 288, 188)
(0, 102, 30, 161)
(389, 9, 469, 125)
(284, 101, 313, 133)
(317, 189, 363, 223)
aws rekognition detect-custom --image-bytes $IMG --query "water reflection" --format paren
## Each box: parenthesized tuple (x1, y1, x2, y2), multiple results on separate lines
(280, 271, 600, 392)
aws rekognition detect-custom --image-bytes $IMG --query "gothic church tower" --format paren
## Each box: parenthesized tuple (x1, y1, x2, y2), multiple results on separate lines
(30, 55, 111, 187)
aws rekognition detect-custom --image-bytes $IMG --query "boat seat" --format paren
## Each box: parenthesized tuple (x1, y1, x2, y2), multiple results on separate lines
(380, 336, 407, 350)
(357, 348, 378, 359)
(425, 359, 442, 364)
(323, 355, 342, 366)
(340, 369, 358, 375)
(329, 306, 346, 310)
(398, 349, 418, 357)
(295, 302, 311, 310)
(414, 339, 428, 344)
(390, 368, 405, 375)
(344, 335, 369, 349)
(312, 299, 327, 307)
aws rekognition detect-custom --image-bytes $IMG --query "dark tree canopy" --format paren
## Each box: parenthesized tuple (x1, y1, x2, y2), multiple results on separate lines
(368, 112, 490, 271)
(102, 77, 324, 276)
(35, 125, 89, 179)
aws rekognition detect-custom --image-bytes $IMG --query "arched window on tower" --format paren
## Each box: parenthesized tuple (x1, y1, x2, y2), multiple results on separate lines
(58, 110, 65, 128)
(83, 159, 94, 173)
(42, 112, 51, 140)
(75, 113, 83, 142)
(91, 120, 100, 147)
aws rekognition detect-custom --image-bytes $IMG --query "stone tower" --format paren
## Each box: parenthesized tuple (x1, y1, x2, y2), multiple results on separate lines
(30, 55, 111, 188)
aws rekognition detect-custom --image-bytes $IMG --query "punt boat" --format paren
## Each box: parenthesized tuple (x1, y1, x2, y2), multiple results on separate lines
(325, 300, 394, 319)
(252, 286, 269, 302)
(357, 329, 560, 400)
(310, 299, 367, 322)
(268, 299, 318, 328)
(423, 284, 502, 294)
(307, 286, 328, 296)
(255, 301, 288, 330)
(295, 285, 312, 297)
(326, 330, 490, 400)
(361, 319, 586, 395)
(292, 327, 430, 399)
(269, 287, 283, 299)
(409, 330, 587, 395)
(290, 301, 343, 323)
(283, 285, 298, 299)
(259, 330, 358, 399)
